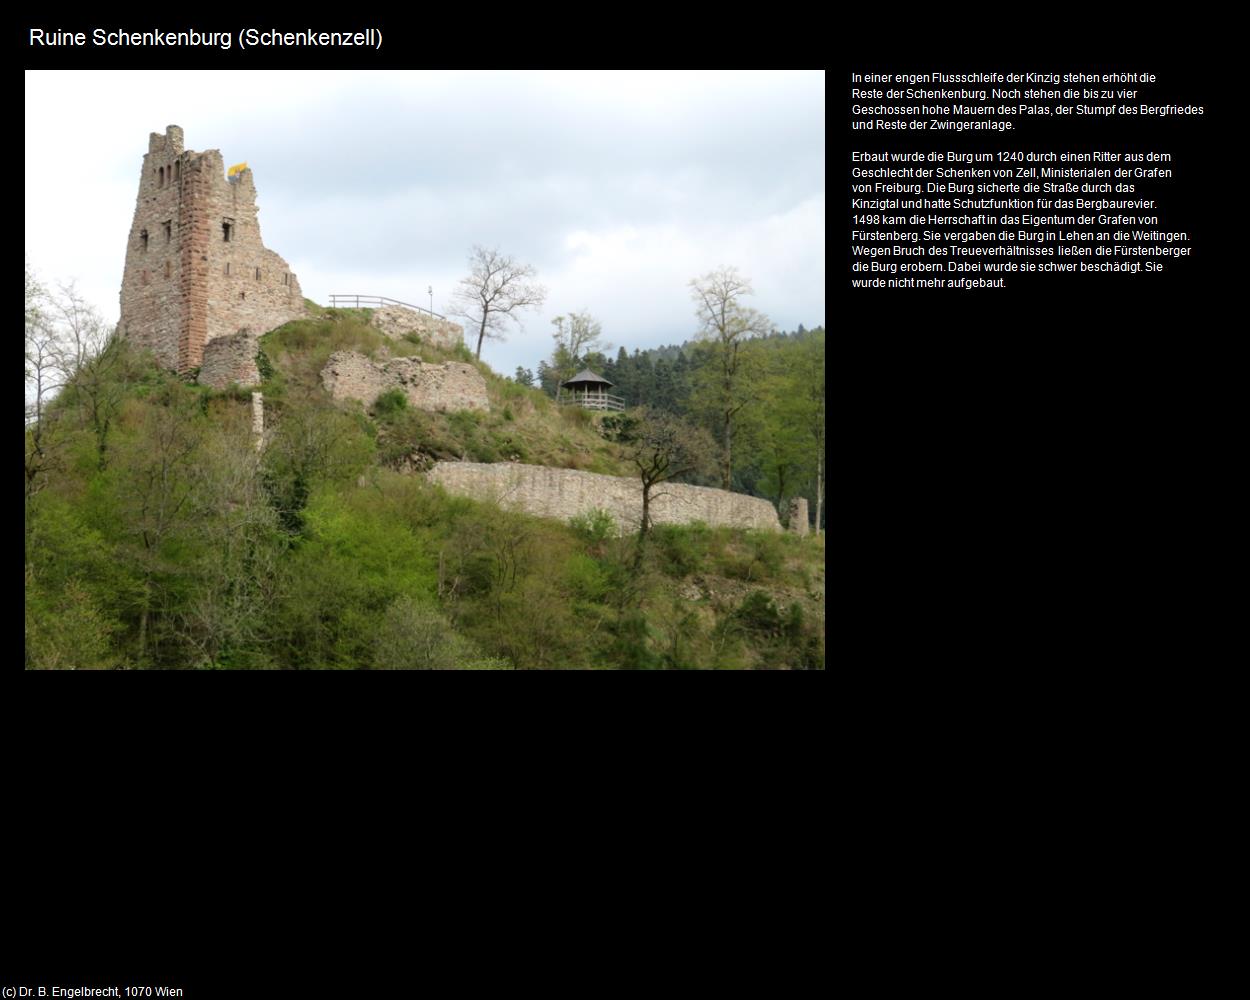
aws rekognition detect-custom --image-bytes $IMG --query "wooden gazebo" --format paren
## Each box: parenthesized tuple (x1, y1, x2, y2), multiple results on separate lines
(559, 369, 625, 411)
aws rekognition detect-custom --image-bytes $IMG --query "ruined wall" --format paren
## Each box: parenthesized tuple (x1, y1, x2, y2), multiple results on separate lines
(251, 392, 265, 450)
(199, 329, 260, 390)
(321, 351, 490, 413)
(427, 462, 782, 533)
(787, 497, 810, 536)
(119, 125, 305, 372)
(370, 306, 464, 352)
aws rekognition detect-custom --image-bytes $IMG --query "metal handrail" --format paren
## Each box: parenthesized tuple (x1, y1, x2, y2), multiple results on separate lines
(328, 294, 446, 321)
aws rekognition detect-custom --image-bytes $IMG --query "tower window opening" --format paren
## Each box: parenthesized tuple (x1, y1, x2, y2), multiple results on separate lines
(255, 268, 261, 281)
(164, 260, 171, 279)
(240, 291, 246, 301)
(140, 229, 149, 251)
(225, 263, 231, 276)
(222, 221, 232, 242)
(158, 166, 164, 187)
(174, 160, 180, 182)
(164, 220, 172, 242)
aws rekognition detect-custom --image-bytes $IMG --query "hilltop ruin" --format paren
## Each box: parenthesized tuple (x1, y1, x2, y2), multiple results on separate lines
(118, 125, 304, 375)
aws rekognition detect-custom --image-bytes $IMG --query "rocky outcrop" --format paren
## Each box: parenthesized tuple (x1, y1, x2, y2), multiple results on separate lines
(320, 351, 489, 413)
(427, 461, 781, 533)
(370, 306, 464, 352)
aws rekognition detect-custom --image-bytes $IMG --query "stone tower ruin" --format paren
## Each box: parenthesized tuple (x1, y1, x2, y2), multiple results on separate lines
(118, 125, 304, 373)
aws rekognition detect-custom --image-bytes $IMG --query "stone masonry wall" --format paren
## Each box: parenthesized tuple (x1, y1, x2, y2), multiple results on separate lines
(119, 125, 305, 372)
(787, 497, 810, 536)
(199, 329, 260, 390)
(321, 351, 489, 413)
(370, 306, 464, 352)
(427, 462, 782, 533)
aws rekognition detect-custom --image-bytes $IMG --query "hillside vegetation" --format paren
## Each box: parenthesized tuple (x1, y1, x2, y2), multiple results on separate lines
(25, 310, 825, 669)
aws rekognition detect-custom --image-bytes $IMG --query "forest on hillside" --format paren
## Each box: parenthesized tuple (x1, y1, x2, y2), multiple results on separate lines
(25, 268, 825, 670)
(524, 325, 826, 533)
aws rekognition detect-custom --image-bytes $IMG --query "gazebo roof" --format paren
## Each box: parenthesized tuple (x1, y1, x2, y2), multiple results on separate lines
(561, 368, 614, 388)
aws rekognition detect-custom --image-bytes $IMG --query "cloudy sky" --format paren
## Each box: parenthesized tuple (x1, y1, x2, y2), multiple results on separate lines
(25, 70, 824, 375)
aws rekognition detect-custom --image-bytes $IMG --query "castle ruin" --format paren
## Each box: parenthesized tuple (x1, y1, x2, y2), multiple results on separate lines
(118, 125, 304, 374)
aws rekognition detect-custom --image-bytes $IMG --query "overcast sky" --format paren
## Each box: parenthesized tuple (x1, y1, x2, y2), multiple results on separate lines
(25, 70, 824, 375)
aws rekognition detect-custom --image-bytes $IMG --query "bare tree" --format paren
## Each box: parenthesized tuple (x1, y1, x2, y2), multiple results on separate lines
(70, 331, 134, 472)
(24, 316, 66, 504)
(449, 246, 547, 359)
(26, 274, 130, 490)
(48, 281, 111, 381)
(118, 385, 205, 663)
(622, 407, 718, 567)
(689, 266, 773, 489)
(177, 421, 282, 667)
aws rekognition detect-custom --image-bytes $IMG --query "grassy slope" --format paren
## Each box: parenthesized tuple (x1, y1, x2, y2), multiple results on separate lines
(27, 309, 825, 669)
(260, 310, 632, 474)
(256, 312, 826, 668)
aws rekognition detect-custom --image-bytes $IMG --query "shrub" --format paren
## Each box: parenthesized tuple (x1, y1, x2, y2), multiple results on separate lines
(599, 412, 640, 443)
(373, 595, 491, 669)
(734, 590, 783, 634)
(652, 522, 711, 577)
(373, 388, 408, 420)
(564, 553, 611, 603)
(447, 409, 482, 435)
(749, 531, 786, 580)
(560, 405, 594, 430)
(570, 508, 617, 550)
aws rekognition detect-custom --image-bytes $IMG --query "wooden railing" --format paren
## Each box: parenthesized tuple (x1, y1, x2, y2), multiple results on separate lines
(560, 393, 627, 412)
(329, 294, 446, 320)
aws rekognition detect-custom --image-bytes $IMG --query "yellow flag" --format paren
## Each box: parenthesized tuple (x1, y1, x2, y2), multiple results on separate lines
(227, 162, 249, 177)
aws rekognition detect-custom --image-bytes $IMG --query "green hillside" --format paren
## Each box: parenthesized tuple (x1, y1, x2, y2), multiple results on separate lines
(25, 310, 825, 669)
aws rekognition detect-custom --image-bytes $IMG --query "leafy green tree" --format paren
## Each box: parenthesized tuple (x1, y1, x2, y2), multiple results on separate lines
(262, 394, 374, 534)
(688, 267, 773, 489)
(373, 596, 502, 669)
(755, 341, 817, 507)
(536, 360, 560, 398)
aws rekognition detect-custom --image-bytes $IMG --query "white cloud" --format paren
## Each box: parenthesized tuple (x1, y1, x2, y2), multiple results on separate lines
(25, 69, 825, 376)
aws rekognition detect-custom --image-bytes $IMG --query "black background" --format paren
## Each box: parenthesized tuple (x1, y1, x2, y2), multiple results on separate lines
(16, 10, 1235, 990)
